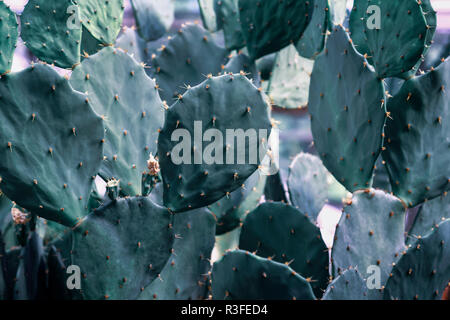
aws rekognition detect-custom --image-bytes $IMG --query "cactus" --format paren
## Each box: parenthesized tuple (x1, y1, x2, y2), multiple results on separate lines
(71, 197, 174, 300)
(296, 0, 329, 59)
(322, 268, 381, 300)
(70, 46, 165, 196)
(211, 250, 316, 300)
(238, 202, 329, 297)
(384, 219, 450, 300)
(382, 58, 449, 207)
(287, 153, 329, 223)
(0, 1, 18, 74)
(0, 64, 104, 227)
(130, 0, 174, 41)
(21, 0, 82, 69)
(215, 0, 245, 51)
(157, 73, 272, 212)
(152, 24, 228, 102)
(349, 0, 431, 78)
(407, 193, 449, 245)
(209, 170, 266, 235)
(78, 0, 124, 45)
(332, 189, 406, 286)
(197, 0, 218, 32)
(138, 206, 216, 300)
(327, 0, 348, 27)
(238, 0, 313, 60)
(309, 25, 386, 192)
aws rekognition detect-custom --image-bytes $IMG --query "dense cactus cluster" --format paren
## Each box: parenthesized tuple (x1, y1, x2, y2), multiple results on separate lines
(0, 0, 448, 300)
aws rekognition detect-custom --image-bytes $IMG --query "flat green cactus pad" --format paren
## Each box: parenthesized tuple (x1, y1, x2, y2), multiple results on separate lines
(238, 0, 313, 60)
(309, 25, 386, 192)
(383, 58, 449, 207)
(349, 0, 428, 78)
(0, 64, 104, 227)
(239, 202, 329, 297)
(332, 189, 406, 286)
(21, 0, 82, 69)
(70, 47, 165, 196)
(212, 250, 316, 300)
(130, 0, 174, 41)
(158, 74, 271, 213)
(71, 197, 174, 300)
(384, 219, 450, 300)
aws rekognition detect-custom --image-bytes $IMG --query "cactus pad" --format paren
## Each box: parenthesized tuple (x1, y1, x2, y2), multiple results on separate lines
(0, 1, 18, 74)
(130, 0, 174, 41)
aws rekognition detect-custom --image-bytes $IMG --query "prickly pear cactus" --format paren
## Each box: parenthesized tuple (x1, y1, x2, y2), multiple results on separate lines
(0, 64, 104, 227)
(0, 1, 18, 74)
(384, 219, 450, 300)
(70, 46, 165, 196)
(152, 24, 228, 102)
(349, 0, 429, 78)
(21, 0, 82, 69)
(309, 25, 386, 192)
(215, 0, 245, 51)
(139, 207, 216, 300)
(382, 58, 449, 207)
(71, 197, 174, 300)
(212, 250, 316, 300)
(239, 202, 329, 297)
(157, 74, 271, 212)
(332, 189, 406, 286)
(78, 0, 124, 45)
(238, 0, 313, 59)
(296, 0, 328, 59)
(130, 0, 174, 41)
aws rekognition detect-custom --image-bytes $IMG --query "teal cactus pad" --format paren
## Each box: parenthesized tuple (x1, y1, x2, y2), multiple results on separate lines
(0, 64, 104, 227)
(209, 170, 266, 235)
(0, 229, 5, 299)
(78, 0, 124, 44)
(70, 47, 165, 196)
(130, 0, 174, 41)
(322, 268, 381, 300)
(21, 0, 82, 69)
(80, 25, 104, 56)
(212, 250, 316, 300)
(239, 202, 329, 297)
(382, 58, 449, 207)
(384, 219, 450, 300)
(238, 0, 313, 60)
(287, 153, 329, 223)
(71, 197, 174, 300)
(309, 26, 386, 192)
(158, 74, 272, 213)
(268, 44, 314, 109)
(153, 24, 228, 103)
(198, 0, 218, 32)
(115, 27, 149, 64)
(296, 0, 328, 59)
(0, 2, 18, 74)
(332, 189, 406, 286)
(264, 171, 288, 203)
(349, 0, 428, 78)
(215, 0, 245, 51)
(221, 51, 260, 86)
(139, 208, 215, 300)
(407, 194, 449, 245)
